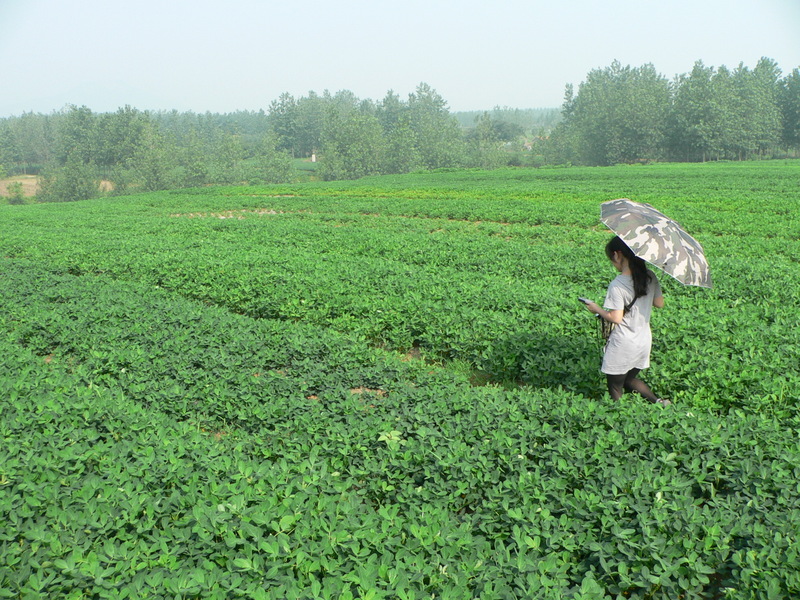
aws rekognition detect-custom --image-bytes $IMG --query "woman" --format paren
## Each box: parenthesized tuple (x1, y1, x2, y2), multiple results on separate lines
(584, 236, 670, 406)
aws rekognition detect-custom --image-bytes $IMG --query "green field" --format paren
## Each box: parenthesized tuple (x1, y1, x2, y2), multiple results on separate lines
(1, 162, 799, 599)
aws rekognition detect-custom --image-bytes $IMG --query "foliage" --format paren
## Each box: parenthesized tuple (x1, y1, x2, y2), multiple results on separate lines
(36, 153, 100, 202)
(452, 107, 561, 135)
(465, 112, 511, 168)
(126, 122, 178, 191)
(556, 58, 798, 165)
(2, 161, 798, 406)
(1, 58, 798, 192)
(1, 162, 799, 598)
(779, 68, 800, 149)
(320, 109, 387, 181)
(244, 134, 294, 185)
(407, 83, 465, 170)
(4, 181, 25, 204)
(560, 62, 672, 165)
(54, 105, 98, 165)
(667, 61, 723, 162)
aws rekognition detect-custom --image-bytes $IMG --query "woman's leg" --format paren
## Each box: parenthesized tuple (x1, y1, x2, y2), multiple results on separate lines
(606, 369, 660, 403)
(606, 373, 627, 400)
(623, 368, 659, 403)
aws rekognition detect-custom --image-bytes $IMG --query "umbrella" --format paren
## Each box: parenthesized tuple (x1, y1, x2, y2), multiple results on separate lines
(600, 198, 712, 288)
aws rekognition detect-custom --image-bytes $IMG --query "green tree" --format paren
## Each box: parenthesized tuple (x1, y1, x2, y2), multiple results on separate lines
(384, 118, 422, 175)
(268, 93, 298, 155)
(245, 132, 293, 184)
(127, 123, 177, 192)
(466, 112, 507, 168)
(710, 60, 783, 160)
(562, 61, 671, 165)
(743, 57, 783, 157)
(377, 91, 421, 174)
(407, 83, 464, 169)
(207, 131, 244, 184)
(707, 65, 740, 159)
(37, 153, 99, 202)
(779, 67, 800, 151)
(5, 181, 26, 205)
(320, 108, 386, 181)
(55, 105, 97, 165)
(0, 124, 14, 173)
(376, 90, 406, 131)
(327, 89, 362, 116)
(294, 92, 325, 157)
(176, 128, 209, 187)
(542, 84, 581, 165)
(4, 112, 54, 173)
(94, 106, 151, 172)
(668, 61, 724, 161)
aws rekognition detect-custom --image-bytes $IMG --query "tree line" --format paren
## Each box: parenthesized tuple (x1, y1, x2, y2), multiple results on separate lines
(546, 57, 800, 165)
(1, 58, 798, 202)
(1, 83, 550, 202)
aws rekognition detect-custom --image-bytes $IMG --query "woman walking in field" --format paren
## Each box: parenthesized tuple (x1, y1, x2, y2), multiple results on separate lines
(583, 236, 671, 406)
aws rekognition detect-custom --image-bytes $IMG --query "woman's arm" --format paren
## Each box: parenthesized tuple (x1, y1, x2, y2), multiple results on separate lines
(654, 295, 664, 309)
(585, 302, 624, 324)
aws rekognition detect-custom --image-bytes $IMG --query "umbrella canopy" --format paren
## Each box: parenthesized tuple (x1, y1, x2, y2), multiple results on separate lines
(601, 198, 712, 288)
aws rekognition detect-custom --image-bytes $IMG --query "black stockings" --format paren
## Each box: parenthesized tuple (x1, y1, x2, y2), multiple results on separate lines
(606, 368, 659, 403)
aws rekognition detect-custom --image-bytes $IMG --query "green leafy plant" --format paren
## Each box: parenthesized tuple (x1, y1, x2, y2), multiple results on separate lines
(1, 161, 799, 598)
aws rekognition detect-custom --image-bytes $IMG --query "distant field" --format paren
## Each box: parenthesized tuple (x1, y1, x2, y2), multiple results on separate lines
(0, 174, 38, 197)
(0, 160, 320, 203)
(1, 161, 799, 599)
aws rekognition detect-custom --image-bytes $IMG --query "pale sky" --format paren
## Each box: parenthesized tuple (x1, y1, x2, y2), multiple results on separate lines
(1, 0, 798, 117)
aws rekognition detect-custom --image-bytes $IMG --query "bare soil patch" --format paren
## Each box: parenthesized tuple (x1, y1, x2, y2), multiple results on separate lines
(171, 209, 285, 219)
(350, 387, 387, 398)
(0, 176, 112, 199)
(0, 175, 39, 197)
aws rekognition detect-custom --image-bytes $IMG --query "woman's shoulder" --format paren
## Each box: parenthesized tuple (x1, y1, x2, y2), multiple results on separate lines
(610, 274, 632, 287)
(607, 274, 634, 296)
(646, 269, 661, 284)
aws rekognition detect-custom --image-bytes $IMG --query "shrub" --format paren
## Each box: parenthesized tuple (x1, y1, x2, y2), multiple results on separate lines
(5, 181, 25, 204)
(36, 157, 99, 203)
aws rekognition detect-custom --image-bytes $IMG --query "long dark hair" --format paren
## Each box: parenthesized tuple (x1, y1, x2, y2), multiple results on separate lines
(606, 236, 653, 312)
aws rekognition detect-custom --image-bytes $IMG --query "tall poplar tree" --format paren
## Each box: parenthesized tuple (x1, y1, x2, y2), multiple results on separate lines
(55, 105, 96, 165)
(779, 68, 800, 151)
(94, 106, 150, 172)
(668, 61, 722, 161)
(320, 107, 386, 181)
(268, 93, 298, 156)
(407, 83, 463, 169)
(294, 92, 325, 158)
(559, 61, 670, 165)
(377, 90, 421, 174)
(746, 58, 783, 157)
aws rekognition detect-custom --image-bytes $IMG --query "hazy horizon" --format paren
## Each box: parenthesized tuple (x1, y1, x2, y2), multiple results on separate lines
(1, 0, 798, 119)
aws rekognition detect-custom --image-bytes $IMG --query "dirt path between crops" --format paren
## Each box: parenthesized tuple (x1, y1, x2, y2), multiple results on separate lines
(169, 207, 518, 228)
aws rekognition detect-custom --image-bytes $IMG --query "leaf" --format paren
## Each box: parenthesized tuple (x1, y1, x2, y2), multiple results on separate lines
(233, 558, 253, 571)
(279, 514, 297, 531)
(524, 535, 541, 550)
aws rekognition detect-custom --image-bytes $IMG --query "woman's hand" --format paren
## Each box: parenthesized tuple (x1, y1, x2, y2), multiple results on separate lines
(584, 301, 601, 315)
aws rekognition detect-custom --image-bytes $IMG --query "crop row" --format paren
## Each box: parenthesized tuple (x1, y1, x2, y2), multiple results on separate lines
(2, 260, 799, 598)
(1, 172, 799, 409)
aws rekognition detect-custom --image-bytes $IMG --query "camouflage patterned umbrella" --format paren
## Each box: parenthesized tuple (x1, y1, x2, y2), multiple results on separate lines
(601, 198, 712, 288)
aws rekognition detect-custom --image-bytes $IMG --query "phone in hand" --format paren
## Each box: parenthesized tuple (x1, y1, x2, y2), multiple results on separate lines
(578, 297, 591, 304)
